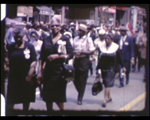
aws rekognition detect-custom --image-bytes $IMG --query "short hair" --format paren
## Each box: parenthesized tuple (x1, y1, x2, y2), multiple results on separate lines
(30, 31, 39, 39)
(51, 17, 61, 24)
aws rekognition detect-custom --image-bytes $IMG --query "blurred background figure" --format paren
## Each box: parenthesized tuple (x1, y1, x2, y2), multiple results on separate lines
(41, 24, 50, 41)
(69, 22, 78, 39)
(137, 28, 147, 82)
(64, 31, 73, 47)
(23, 22, 32, 42)
(5, 22, 16, 50)
(93, 29, 106, 75)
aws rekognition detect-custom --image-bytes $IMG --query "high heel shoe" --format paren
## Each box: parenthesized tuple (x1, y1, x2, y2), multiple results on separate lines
(102, 102, 106, 107)
(106, 98, 112, 103)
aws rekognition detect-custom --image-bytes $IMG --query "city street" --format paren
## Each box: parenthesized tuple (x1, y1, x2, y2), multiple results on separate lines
(2, 4, 148, 117)
(6, 63, 147, 116)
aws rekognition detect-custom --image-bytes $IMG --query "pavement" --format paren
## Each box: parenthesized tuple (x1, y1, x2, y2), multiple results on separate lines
(4, 64, 148, 116)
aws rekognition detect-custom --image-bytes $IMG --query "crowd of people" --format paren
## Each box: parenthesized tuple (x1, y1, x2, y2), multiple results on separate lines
(4, 17, 147, 115)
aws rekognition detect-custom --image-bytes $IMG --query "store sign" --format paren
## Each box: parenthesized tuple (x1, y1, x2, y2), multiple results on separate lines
(108, 7, 116, 13)
(17, 6, 33, 17)
(39, 10, 50, 15)
(101, 6, 116, 13)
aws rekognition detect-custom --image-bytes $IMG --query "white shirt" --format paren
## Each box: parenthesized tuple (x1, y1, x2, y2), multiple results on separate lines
(119, 35, 127, 50)
(94, 37, 105, 49)
(73, 35, 95, 52)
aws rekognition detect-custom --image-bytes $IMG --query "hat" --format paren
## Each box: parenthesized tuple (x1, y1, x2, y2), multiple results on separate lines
(78, 24, 87, 32)
(70, 22, 75, 26)
(99, 29, 106, 35)
(64, 31, 72, 38)
(119, 26, 128, 31)
(26, 22, 32, 27)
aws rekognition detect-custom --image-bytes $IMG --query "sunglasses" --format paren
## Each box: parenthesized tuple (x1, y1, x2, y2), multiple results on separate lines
(51, 25, 60, 28)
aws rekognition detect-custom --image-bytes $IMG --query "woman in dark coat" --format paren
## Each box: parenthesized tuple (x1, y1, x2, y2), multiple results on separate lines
(37, 17, 73, 112)
(6, 27, 37, 114)
(96, 33, 126, 107)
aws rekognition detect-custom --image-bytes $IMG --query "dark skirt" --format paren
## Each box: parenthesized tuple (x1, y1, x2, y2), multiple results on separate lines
(42, 63, 67, 103)
(101, 70, 115, 88)
(7, 77, 36, 104)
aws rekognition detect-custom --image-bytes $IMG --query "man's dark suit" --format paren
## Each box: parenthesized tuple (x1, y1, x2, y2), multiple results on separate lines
(117, 34, 135, 86)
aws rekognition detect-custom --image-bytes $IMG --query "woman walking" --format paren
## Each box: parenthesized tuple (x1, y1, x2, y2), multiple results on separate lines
(96, 33, 126, 107)
(37, 17, 73, 112)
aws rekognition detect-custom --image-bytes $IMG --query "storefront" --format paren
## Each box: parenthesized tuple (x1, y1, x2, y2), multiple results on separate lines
(17, 6, 33, 23)
(98, 6, 116, 27)
(34, 6, 54, 23)
(130, 6, 146, 33)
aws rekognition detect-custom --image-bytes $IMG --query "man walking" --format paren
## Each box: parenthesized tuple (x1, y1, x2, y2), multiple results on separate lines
(117, 26, 135, 87)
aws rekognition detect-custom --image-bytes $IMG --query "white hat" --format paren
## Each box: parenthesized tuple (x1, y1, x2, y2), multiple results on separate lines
(70, 22, 75, 26)
(119, 26, 128, 31)
(99, 29, 106, 35)
(64, 31, 72, 38)
(78, 24, 87, 32)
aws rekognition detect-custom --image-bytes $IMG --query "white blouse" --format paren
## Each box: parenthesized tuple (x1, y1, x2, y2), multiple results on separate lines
(73, 35, 95, 52)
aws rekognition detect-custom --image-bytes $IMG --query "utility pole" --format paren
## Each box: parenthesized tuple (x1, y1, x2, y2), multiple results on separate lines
(95, 7, 98, 25)
(61, 6, 65, 25)
(113, 6, 116, 28)
(132, 6, 138, 32)
(27, 6, 29, 23)
(49, 7, 52, 23)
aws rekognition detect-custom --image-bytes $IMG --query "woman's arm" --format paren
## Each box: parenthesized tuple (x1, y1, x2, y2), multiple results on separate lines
(26, 44, 37, 83)
(36, 60, 44, 84)
(47, 54, 70, 61)
(26, 61, 37, 83)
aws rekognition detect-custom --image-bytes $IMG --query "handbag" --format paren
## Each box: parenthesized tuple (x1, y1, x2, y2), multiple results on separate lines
(62, 57, 75, 81)
(92, 75, 103, 96)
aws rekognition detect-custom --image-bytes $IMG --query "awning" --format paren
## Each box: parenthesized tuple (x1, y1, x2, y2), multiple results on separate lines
(36, 6, 51, 11)
(5, 17, 26, 25)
